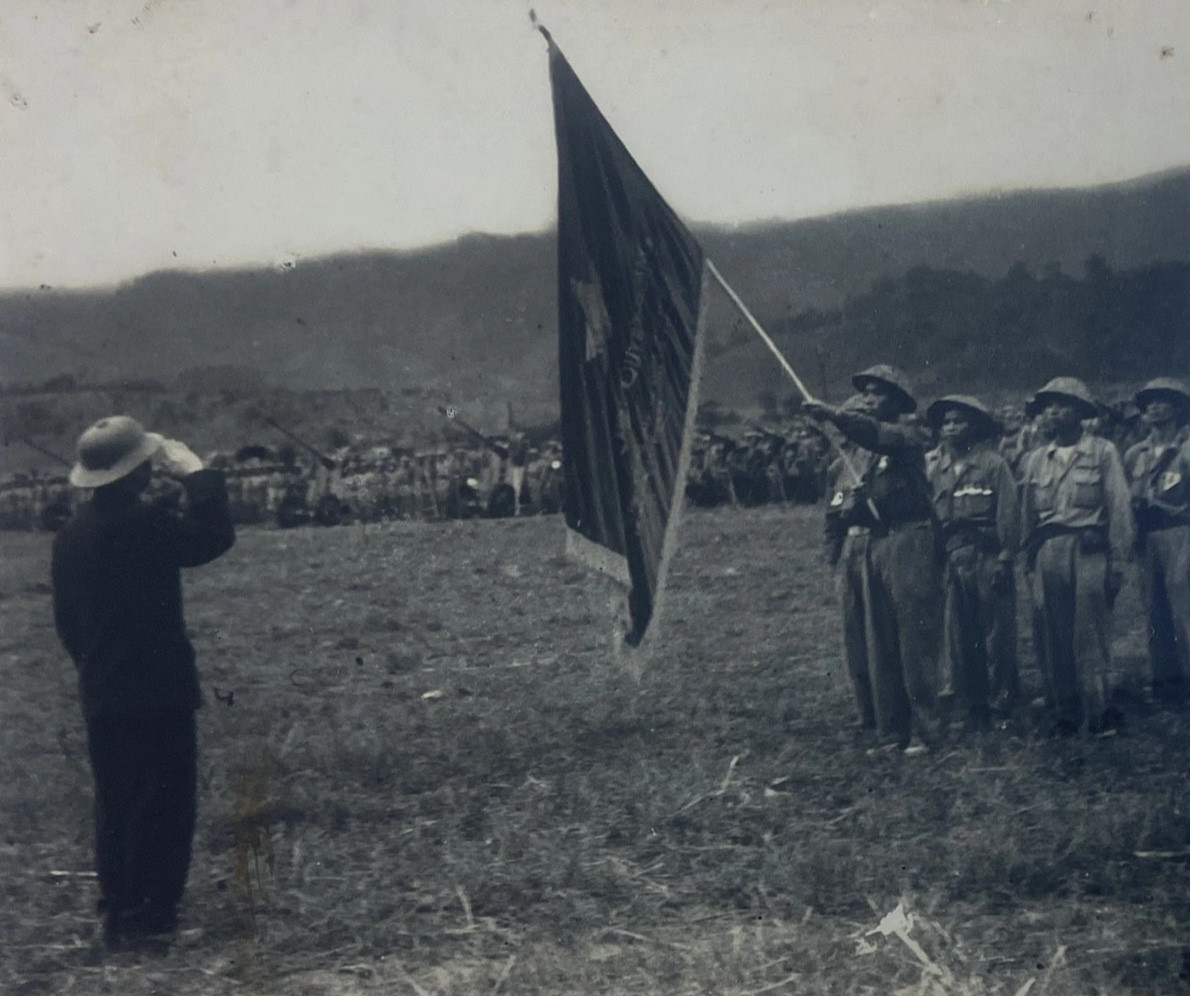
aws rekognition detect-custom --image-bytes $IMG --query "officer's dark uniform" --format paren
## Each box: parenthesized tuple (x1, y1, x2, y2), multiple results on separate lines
(52, 420, 234, 942)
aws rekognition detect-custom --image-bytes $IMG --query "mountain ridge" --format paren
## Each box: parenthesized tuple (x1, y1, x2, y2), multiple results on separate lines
(3, 166, 1187, 419)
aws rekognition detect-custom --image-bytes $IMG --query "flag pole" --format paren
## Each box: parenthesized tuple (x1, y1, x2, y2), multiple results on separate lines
(706, 259, 818, 404)
(704, 258, 876, 507)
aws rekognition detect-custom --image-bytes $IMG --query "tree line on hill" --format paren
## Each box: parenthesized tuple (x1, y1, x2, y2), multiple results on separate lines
(4, 255, 1186, 460)
(757, 256, 1188, 401)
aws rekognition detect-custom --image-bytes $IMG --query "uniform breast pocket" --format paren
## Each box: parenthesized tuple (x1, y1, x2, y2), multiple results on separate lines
(1030, 480, 1056, 513)
(1070, 470, 1102, 509)
(954, 485, 995, 518)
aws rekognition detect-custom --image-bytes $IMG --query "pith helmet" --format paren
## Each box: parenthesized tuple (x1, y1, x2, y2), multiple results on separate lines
(926, 394, 1001, 439)
(1031, 377, 1098, 420)
(851, 364, 916, 414)
(69, 416, 163, 488)
(1135, 378, 1190, 422)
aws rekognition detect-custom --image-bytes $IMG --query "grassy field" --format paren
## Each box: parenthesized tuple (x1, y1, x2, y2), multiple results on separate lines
(2, 506, 1188, 995)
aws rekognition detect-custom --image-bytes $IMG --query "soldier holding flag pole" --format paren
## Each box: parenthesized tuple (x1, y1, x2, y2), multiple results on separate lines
(805, 369, 944, 754)
(824, 395, 878, 733)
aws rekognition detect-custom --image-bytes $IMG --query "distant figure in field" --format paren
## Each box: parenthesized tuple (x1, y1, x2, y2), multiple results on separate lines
(1124, 378, 1190, 706)
(926, 395, 1020, 729)
(805, 366, 943, 755)
(51, 416, 235, 948)
(1019, 378, 1134, 734)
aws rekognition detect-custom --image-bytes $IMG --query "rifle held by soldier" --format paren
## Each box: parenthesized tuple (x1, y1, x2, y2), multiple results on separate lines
(253, 412, 338, 470)
(435, 406, 510, 459)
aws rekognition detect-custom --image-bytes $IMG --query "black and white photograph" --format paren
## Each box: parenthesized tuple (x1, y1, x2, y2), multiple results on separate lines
(2, 1, 1189, 992)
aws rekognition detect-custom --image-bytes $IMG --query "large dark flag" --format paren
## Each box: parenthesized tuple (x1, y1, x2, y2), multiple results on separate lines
(546, 34, 709, 645)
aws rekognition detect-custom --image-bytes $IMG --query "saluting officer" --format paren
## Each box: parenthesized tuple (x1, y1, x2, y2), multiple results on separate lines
(51, 417, 235, 946)
(805, 365, 943, 754)
(1019, 378, 1134, 733)
(1124, 378, 1190, 705)
(926, 396, 1020, 729)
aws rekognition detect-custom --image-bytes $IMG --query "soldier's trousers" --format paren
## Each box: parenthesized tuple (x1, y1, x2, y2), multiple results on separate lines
(1030, 533, 1111, 728)
(1137, 525, 1190, 701)
(836, 530, 875, 728)
(942, 544, 1019, 725)
(860, 522, 943, 746)
(86, 709, 198, 917)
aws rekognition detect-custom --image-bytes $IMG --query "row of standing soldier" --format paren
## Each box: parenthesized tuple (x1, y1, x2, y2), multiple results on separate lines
(3, 421, 837, 532)
(808, 368, 1190, 753)
(0, 392, 1162, 535)
(1, 440, 567, 531)
(686, 419, 831, 507)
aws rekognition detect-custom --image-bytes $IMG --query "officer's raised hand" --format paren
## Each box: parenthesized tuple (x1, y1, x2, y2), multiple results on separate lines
(802, 400, 837, 423)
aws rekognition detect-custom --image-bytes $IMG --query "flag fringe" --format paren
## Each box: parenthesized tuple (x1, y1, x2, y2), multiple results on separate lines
(566, 526, 631, 588)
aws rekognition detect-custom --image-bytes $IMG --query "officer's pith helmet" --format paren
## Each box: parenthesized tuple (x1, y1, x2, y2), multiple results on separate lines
(851, 365, 916, 414)
(1031, 377, 1098, 421)
(69, 416, 163, 489)
(1135, 378, 1190, 423)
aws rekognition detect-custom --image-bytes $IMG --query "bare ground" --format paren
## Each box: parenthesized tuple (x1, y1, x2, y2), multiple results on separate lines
(2, 506, 1188, 995)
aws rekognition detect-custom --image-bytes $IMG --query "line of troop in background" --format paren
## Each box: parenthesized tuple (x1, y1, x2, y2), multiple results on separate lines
(806, 367, 1190, 754)
(1, 394, 1150, 535)
(0, 421, 837, 533)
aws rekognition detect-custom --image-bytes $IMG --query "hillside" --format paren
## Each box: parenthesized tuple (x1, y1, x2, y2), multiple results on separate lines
(2, 167, 1187, 429)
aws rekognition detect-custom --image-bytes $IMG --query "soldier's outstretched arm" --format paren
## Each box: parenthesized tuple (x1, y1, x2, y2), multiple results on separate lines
(828, 409, 931, 456)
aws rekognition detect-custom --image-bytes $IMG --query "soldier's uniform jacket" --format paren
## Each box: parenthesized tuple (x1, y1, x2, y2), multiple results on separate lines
(1124, 431, 1190, 532)
(926, 443, 1020, 556)
(831, 411, 934, 529)
(824, 448, 861, 565)
(1020, 433, 1135, 562)
(51, 470, 235, 719)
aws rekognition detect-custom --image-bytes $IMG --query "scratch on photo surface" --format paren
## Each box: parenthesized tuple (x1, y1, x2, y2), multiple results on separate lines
(132, 0, 166, 30)
(3, 74, 28, 110)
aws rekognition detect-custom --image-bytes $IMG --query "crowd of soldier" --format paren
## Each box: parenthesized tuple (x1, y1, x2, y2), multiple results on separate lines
(0, 398, 1164, 534)
(809, 367, 1190, 754)
(686, 419, 833, 507)
(0, 471, 74, 532)
(0, 440, 569, 531)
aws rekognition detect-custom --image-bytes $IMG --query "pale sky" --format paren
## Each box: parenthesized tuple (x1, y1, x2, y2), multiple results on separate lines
(2, 0, 1188, 289)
